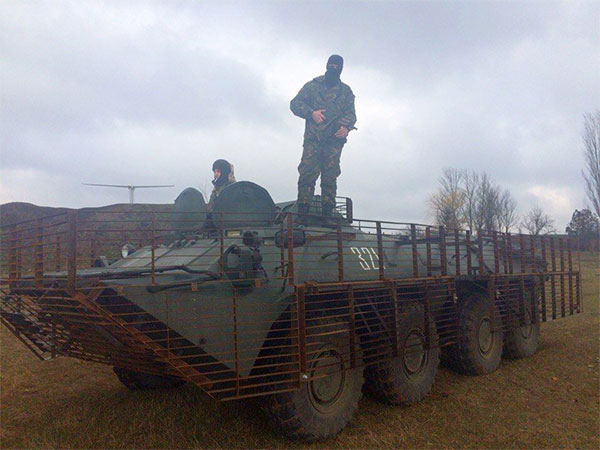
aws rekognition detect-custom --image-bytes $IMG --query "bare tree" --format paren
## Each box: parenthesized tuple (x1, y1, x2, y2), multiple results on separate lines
(474, 173, 501, 232)
(497, 189, 519, 233)
(520, 206, 556, 235)
(430, 168, 518, 233)
(428, 168, 465, 230)
(461, 171, 503, 232)
(462, 171, 479, 232)
(583, 111, 600, 217)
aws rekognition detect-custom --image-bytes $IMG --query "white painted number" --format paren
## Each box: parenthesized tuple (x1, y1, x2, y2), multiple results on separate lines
(350, 247, 385, 271)
(350, 247, 370, 270)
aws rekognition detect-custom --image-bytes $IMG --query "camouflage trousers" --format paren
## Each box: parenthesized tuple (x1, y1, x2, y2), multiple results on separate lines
(296, 138, 344, 209)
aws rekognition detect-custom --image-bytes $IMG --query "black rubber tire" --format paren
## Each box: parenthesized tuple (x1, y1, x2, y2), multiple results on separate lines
(446, 291, 504, 375)
(503, 287, 540, 359)
(364, 303, 440, 405)
(265, 316, 364, 442)
(113, 367, 185, 390)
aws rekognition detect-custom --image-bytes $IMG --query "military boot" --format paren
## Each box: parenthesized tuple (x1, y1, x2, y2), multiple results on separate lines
(321, 203, 338, 229)
(294, 203, 310, 226)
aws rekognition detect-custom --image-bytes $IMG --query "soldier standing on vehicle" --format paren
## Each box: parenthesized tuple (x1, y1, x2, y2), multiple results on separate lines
(207, 159, 236, 211)
(290, 54, 357, 226)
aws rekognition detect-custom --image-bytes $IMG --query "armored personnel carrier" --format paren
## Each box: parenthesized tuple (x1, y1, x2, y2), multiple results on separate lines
(0, 181, 582, 441)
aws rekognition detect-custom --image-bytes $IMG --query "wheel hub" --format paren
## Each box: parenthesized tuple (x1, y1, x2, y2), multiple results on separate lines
(478, 318, 493, 354)
(309, 348, 345, 413)
(403, 329, 426, 374)
(519, 308, 533, 339)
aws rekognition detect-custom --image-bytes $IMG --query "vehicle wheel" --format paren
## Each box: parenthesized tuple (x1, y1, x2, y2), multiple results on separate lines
(503, 286, 540, 359)
(364, 303, 440, 405)
(265, 316, 364, 441)
(446, 291, 503, 375)
(113, 367, 185, 390)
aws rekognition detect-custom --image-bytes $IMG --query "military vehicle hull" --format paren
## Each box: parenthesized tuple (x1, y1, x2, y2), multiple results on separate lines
(1, 182, 583, 440)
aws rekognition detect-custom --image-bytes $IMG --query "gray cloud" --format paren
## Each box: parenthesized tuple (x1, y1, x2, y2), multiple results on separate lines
(1, 0, 598, 231)
(1, 4, 280, 138)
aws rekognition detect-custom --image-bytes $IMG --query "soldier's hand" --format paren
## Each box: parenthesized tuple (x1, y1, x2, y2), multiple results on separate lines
(312, 109, 326, 123)
(335, 126, 349, 138)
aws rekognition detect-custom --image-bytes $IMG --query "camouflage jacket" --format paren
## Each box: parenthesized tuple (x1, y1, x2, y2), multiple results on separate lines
(207, 176, 236, 211)
(290, 76, 356, 142)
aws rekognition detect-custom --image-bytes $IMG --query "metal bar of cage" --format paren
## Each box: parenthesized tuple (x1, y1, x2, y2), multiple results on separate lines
(0, 207, 585, 402)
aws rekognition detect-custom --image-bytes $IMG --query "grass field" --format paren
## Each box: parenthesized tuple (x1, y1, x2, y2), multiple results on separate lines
(1, 253, 598, 449)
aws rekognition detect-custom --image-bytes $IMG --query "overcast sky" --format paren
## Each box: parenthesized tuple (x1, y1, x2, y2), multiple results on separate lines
(1, 0, 598, 229)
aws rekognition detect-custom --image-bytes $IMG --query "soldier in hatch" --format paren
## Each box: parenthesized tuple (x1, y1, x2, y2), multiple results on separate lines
(290, 54, 357, 226)
(207, 159, 236, 211)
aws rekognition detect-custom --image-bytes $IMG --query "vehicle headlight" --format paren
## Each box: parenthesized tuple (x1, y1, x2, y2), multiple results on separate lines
(121, 243, 136, 258)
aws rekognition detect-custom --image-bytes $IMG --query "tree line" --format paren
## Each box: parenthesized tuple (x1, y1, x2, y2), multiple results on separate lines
(428, 111, 600, 251)
(576, 111, 600, 250)
(428, 168, 554, 235)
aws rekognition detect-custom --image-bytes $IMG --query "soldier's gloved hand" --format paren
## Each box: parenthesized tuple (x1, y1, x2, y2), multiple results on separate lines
(312, 109, 326, 123)
(335, 126, 349, 138)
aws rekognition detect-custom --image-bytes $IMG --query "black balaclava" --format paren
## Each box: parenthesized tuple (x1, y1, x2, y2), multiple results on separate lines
(324, 54, 344, 87)
(212, 159, 231, 187)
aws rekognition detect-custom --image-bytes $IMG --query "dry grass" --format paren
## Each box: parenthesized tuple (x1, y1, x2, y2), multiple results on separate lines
(1, 253, 598, 449)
